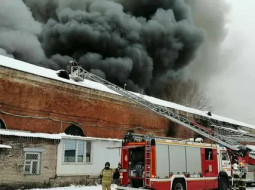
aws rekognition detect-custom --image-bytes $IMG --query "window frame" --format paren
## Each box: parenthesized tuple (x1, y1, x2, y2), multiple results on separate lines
(205, 148, 213, 160)
(86, 141, 91, 163)
(221, 151, 230, 161)
(63, 139, 92, 164)
(24, 152, 41, 175)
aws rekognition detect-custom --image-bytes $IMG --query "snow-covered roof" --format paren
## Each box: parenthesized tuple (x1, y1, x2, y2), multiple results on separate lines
(1, 55, 255, 130)
(142, 94, 255, 129)
(61, 134, 121, 142)
(0, 144, 12, 149)
(246, 145, 255, 152)
(0, 129, 62, 140)
(0, 129, 121, 142)
(0, 55, 116, 95)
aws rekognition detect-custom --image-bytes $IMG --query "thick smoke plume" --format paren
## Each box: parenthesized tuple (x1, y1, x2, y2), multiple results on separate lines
(0, 1, 46, 63)
(0, 0, 205, 94)
(185, 0, 229, 85)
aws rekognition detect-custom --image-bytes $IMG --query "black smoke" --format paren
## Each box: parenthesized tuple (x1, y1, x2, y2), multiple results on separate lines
(0, 0, 204, 94)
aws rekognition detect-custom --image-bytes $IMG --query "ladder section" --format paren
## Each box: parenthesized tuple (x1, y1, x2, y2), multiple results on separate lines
(193, 114, 255, 142)
(70, 63, 245, 151)
(212, 125, 255, 142)
(144, 140, 151, 187)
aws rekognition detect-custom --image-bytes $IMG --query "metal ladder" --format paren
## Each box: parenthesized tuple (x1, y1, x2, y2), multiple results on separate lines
(144, 140, 151, 187)
(211, 124, 255, 142)
(70, 62, 249, 151)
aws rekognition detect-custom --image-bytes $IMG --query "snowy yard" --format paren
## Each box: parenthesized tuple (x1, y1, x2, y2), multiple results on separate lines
(28, 184, 117, 190)
(27, 184, 255, 190)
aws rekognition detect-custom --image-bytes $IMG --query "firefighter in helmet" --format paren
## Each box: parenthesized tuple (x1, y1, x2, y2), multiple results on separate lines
(113, 162, 121, 185)
(232, 161, 240, 190)
(238, 161, 247, 190)
(100, 162, 115, 190)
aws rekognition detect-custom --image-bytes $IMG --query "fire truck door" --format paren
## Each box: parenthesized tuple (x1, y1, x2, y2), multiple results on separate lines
(201, 148, 218, 189)
(201, 148, 219, 188)
(202, 148, 219, 177)
(121, 148, 129, 186)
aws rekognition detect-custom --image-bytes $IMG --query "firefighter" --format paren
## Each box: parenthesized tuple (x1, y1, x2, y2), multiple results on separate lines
(100, 162, 115, 190)
(238, 162, 247, 190)
(232, 162, 240, 190)
(113, 162, 121, 185)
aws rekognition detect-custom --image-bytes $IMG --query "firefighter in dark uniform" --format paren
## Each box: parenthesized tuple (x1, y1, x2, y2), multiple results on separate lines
(113, 162, 121, 185)
(239, 162, 247, 190)
(232, 161, 247, 190)
(232, 162, 240, 190)
(100, 162, 115, 190)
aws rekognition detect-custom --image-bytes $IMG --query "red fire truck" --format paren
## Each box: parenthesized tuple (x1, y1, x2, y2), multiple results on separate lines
(116, 133, 249, 190)
(69, 62, 255, 189)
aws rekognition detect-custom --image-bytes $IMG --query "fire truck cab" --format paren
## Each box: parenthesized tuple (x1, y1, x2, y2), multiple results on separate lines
(117, 133, 232, 190)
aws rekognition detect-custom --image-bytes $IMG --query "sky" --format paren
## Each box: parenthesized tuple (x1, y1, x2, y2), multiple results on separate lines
(203, 0, 255, 125)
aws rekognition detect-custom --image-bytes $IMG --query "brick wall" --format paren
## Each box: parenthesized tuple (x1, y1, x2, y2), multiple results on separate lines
(0, 66, 193, 140)
(0, 135, 58, 189)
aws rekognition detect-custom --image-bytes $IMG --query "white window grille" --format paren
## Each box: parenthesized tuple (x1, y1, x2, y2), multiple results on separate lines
(24, 152, 41, 175)
(64, 140, 91, 163)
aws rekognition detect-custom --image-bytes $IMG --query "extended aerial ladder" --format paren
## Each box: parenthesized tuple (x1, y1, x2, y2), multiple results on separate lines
(69, 61, 255, 151)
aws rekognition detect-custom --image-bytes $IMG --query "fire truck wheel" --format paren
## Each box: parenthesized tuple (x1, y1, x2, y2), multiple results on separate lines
(218, 177, 228, 190)
(172, 179, 186, 190)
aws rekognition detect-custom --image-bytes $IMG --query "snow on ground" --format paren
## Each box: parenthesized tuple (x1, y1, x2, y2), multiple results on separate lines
(27, 184, 255, 190)
(27, 184, 117, 190)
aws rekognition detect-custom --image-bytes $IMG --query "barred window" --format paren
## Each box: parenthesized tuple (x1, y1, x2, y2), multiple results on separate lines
(24, 152, 41, 175)
(64, 140, 91, 163)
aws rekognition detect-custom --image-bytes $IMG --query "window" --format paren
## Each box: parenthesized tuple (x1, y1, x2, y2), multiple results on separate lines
(221, 151, 229, 161)
(65, 125, 85, 136)
(24, 152, 41, 175)
(64, 140, 91, 163)
(86, 141, 91, 162)
(0, 119, 6, 129)
(205, 148, 213, 160)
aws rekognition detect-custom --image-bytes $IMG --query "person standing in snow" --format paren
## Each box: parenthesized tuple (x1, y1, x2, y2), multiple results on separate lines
(100, 162, 115, 190)
(113, 162, 121, 185)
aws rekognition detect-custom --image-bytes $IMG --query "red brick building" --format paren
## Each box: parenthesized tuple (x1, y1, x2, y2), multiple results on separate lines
(0, 56, 193, 140)
(1, 55, 255, 141)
